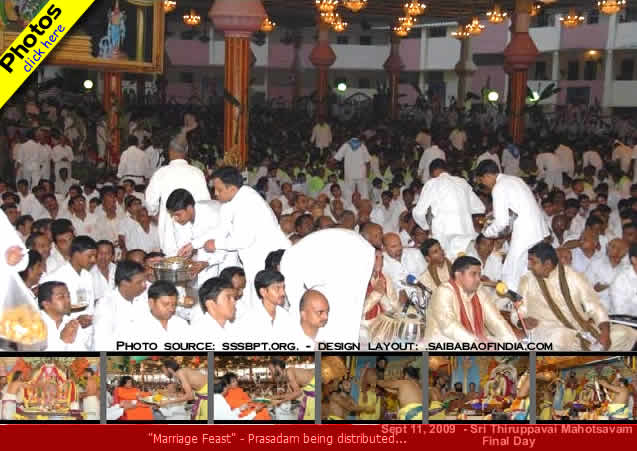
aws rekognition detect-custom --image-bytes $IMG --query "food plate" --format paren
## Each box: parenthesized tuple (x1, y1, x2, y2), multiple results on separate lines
(70, 302, 89, 312)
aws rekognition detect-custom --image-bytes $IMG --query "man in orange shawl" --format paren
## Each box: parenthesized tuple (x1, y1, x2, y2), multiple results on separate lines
(112, 376, 152, 420)
(223, 373, 271, 420)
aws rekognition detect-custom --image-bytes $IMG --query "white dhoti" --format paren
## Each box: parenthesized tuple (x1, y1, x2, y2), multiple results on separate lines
(1, 393, 17, 420)
(345, 178, 369, 200)
(82, 395, 100, 420)
(159, 403, 190, 420)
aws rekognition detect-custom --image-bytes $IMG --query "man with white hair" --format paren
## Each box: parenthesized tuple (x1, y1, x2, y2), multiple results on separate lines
(145, 135, 211, 257)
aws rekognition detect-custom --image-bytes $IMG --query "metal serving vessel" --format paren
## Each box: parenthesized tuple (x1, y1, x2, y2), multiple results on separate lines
(150, 257, 196, 284)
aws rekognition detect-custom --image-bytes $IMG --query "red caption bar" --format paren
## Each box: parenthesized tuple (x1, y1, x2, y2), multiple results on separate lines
(0, 424, 635, 450)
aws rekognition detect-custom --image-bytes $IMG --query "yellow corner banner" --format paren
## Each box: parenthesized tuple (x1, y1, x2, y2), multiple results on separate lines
(0, 0, 96, 109)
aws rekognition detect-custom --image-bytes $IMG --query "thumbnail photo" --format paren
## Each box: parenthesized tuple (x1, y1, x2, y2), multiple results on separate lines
(322, 355, 423, 422)
(0, 355, 99, 421)
(213, 354, 315, 422)
(537, 355, 636, 421)
(106, 355, 208, 421)
(429, 355, 530, 421)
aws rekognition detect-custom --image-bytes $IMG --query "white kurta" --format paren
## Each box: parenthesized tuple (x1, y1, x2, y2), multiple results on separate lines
(382, 248, 427, 294)
(40, 312, 91, 351)
(413, 172, 485, 259)
(90, 263, 116, 301)
(46, 246, 67, 274)
(417, 145, 445, 183)
(536, 152, 563, 189)
(115, 311, 190, 349)
(234, 301, 296, 343)
(609, 266, 637, 317)
(92, 287, 149, 351)
(117, 145, 149, 183)
(190, 313, 240, 343)
(587, 258, 625, 312)
(280, 229, 375, 343)
(483, 174, 550, 291)
(145, 159, 211, 257)
(124, 222, 161, 254)
(555, 145, 575, 177)
(501, 146, 520, 176)
(41, 262, 96, 316)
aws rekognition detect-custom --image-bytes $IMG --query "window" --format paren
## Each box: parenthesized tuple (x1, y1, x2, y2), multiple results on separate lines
(428, 27, 446, 38)
(587, 9, 599, 24)
(535, 61, 548, 80)
(584, 61, 597, 80)
(566, 86, 591, 105)
(567, 61, 579, 80)
(619, 59, 635, 80)
(179, 72, 193, 83)
(359, 36, 372, 45)
(336, 36, 349, 45)
(427, 71, 444, 82)
(358, 78, 371, 89)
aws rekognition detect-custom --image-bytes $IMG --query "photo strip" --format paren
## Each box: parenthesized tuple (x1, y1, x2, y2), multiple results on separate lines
(537, 354, 637, 421)
(105, 354, 208, 422)
(321, 354, 423, 422)
(429, 354, 530, 421)
(213, 354, 315, 423)
(0, 354, 100, 422)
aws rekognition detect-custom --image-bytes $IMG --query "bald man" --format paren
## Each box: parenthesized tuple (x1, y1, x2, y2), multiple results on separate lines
(588, 238, 628, 311)
(382, 232, 426, 294)
(291, 289, 330, 350)
(360, 222, 383, 250)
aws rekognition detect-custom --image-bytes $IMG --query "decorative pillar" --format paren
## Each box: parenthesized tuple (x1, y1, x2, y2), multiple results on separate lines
(418, 27, 428, 95)
(209, 0, 266, 169)
(384, 35, 405, 121)
(503, 0, 538, 144)
(454, 37, 476, 110)
(309, 21, 336, 119)
(602, 13, 618, 112)
(103, 72, 122, 167)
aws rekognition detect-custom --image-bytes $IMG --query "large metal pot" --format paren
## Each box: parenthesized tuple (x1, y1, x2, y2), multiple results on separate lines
(150, 258, 196, 284)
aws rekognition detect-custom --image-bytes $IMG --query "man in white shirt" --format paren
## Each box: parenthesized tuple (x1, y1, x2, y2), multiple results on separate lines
(14, 129, 44, 188)
(92, 260, 149, 351)
(91, 240, 116, 301)
(413, 159, 485, 259)
(47, 218, 74, 275)
(116, 280, 189, 348)
(238, 270, 294, 342)
(536, 148, 563, 190)
(291, 289, 329, 350)
(117, 136, 149, 185)
(118, 195, 142, 252)
(123, 206, 160, 254)
(417, 144, 446, 184)
(475, 140, 502, 172)
(66, 195, 97, 236)
(50, 130, 73, 177)
(609, 244, 637, 317)
(310, 117, 332, 153)
(476, 160, 550, 290)
(382, 232, 427, 293)
(501, 141, 520, 176)
(93, 187, 123, 245)
(190, 276, 240, 343)
(55, 168, 78, 196)
(370, 191, 400, 234)
(465, 234, 504, 289)
(571, 229, 603, 276)
(38, 281, 90, 351)
(583, 147, 603, 174)
(589, 238, 628, 311)
(208, 166, 290, 305)
(333, 134, 371, 199)
(555, 140, 575, 178)
(169, 189, 240, 285)
(145, 135, 211, 257)
(145, 137, 164, 179)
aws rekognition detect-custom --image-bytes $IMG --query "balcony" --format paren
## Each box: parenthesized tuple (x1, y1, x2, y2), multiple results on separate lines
(426, 37, 460, 70)
(609, 81, 637, 107)
(614, 22, 637, 49)
(530, 25, 560, 53)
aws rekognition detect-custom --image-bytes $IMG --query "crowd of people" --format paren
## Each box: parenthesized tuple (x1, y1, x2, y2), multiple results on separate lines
(2, 90, 637, 352)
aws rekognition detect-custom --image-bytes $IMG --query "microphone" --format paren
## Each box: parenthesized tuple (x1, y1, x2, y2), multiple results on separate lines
(406, 274, 430, 293)
(495, 282, 523, 302)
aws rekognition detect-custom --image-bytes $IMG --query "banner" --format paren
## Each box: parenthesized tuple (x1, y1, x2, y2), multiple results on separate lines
(0, 0, 95, 108)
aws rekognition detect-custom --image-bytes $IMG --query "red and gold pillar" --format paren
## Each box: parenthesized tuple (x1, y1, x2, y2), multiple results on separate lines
(503, 0, 538, 144)
(103, 72, 122, 167)
(383, 35, 404, 121)
(209, 0, 266, 169)
(310, 21, 336, 119)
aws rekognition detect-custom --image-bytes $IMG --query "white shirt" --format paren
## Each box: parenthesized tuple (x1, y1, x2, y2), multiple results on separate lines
(555, 144, 575, 177)
(115, 311, 190, 349)
(90, 263, 116, 301)
(417, 145, 445, 183)
(334, 139, 370, 181)
(609, 265, 637, 316)
(190, 312, 240, 343)
(536, 152, 562, 175)
(383, 248, 427, 293)
(15, 139, 44, 171)
(67, 211, 98, 236)
(311, 123, 332, 149)
(124, 222, 161, 254)
(145, 146, 163, 178)
(20, 193, 47, 219)
(465, 241, 503, 284)
(46, 246, 68, 274)
(145, 159, 211, 257)
(40, 311, 91, 351)
(93, 287, 149, 351)
(582, 150, 603, 172)
(587, 257, 625, 312)
(501, 145, 520, 176)
(571, 248, 602, 276)
(236, 301, 296, 342)
(370, 204, 400, 234)
(51, 144, 73, 173)
(117, 145, 149, 180)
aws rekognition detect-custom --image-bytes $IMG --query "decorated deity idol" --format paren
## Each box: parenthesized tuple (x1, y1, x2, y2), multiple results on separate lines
(99, 0, 127, 58)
